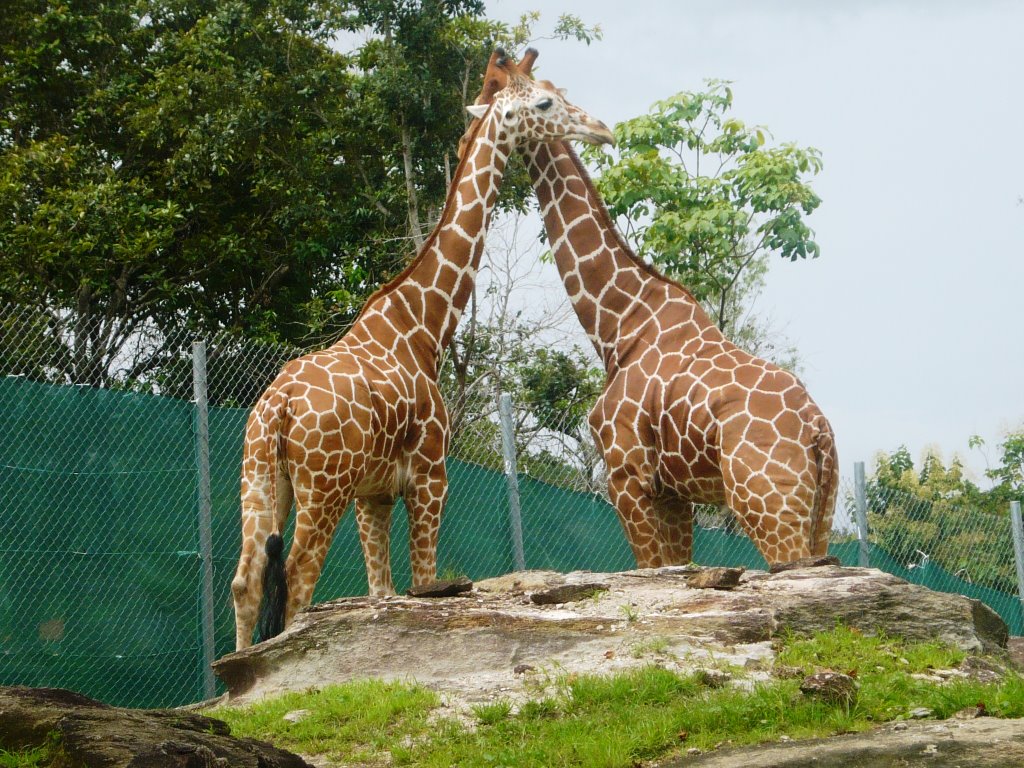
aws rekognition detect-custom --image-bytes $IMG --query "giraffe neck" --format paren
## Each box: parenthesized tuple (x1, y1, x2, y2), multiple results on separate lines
(523, 141, 718, 370)
(348, 110, 510, 372)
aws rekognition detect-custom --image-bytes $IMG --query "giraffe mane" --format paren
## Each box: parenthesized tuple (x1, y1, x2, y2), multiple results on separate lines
(559, 143, 704, 305)
(352, 100, 498, 326)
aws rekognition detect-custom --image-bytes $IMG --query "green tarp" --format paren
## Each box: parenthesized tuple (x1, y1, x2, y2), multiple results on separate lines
(1, 377, 1020, 708)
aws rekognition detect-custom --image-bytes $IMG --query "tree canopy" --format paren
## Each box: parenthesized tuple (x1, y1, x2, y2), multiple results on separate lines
(0, 1, 581, 385)
(582, 80, 822, 365)
(864, 435, 1023, 593)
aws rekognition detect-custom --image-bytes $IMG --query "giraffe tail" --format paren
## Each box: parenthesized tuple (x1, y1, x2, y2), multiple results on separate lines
(255, 395, 290, 643)
(258, 532, 287, 641)
(809, 420, 839, 557)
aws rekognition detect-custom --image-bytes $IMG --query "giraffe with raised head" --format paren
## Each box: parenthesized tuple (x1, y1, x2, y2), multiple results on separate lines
(231, 58, 614, 649)
(467, 50, 837, 568)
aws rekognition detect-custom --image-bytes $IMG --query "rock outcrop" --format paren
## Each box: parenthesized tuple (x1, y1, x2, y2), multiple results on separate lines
(0, 686, 312, 767)
(212, 565, 1008, 708)
(664, 717, 1024, 767)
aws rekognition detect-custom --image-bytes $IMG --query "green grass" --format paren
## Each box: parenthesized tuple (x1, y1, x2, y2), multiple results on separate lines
(207, 627, 1023, 767)
(0, 731, 60, 768)
(0, 746, 49, 768)
(618, 604, 640, 623)
(472, 699, 513, 725)
(630, 636, 672, 658)
(775, 624, 966, 675)
(208, 679, 440, 764)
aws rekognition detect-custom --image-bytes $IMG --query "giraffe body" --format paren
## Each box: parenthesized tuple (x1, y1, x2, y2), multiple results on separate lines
(232, 60, 613, 649)
(468, 51, 838, 569)
(536, 140, 838, 567)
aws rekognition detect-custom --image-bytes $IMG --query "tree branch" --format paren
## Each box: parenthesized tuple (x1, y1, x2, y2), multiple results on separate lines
(400, 120, 425, 251)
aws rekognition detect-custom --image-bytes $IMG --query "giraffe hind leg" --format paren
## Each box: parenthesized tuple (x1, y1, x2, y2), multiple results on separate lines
(232, 513, 279, 649)
(285, 493, 354, 622)
(231, 536, 263, 650)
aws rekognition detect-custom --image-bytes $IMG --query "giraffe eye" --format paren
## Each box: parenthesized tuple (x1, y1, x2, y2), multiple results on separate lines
(536, 98, 553, 111)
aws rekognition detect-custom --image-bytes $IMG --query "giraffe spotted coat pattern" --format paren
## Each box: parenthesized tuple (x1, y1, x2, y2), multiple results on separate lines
(231, 61, 614, 650)
(469, 50, 838, 569)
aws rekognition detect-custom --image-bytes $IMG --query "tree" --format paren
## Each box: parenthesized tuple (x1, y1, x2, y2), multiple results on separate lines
(1, 0, 366, 365)
(514, 345, 604, 490)
(712, 251, 802, 374)
(582, 80, 822, 369)
(865, 441, 1021, 592)
(971, 429, 1024, 506)
(0, 3, 599, 387)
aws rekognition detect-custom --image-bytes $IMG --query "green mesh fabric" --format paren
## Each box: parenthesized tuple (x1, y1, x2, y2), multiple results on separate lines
(1, 377, 1020, 709)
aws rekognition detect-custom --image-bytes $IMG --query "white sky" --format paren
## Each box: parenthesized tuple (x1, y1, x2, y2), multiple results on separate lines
(483, 0, 1024, 485)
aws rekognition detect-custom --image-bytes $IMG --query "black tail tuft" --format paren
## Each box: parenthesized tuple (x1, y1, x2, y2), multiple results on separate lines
(258, 533, 287, 642)
(265, 531, 284, 558)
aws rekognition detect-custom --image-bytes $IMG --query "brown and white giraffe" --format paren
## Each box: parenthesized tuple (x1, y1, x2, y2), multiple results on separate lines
(467, 50, 838, 568)
(231, 60, 614, 649)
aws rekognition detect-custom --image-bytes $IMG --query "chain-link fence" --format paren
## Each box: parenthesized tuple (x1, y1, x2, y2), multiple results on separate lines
(2, 302, 1022, 710)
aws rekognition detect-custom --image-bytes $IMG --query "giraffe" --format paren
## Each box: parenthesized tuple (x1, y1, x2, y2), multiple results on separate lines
(231, 60, 614, 649)
(467, 50, 838, 568)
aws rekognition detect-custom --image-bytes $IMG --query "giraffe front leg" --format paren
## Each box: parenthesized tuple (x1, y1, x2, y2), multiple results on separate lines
(355, 495, 398, 596)
(404, 458, 448, 587)
(605, 464, 674, 569)
(594, 404, 676, 568)
(652, 496, 695, 565)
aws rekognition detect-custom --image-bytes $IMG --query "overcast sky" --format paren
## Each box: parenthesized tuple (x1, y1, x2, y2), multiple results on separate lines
(481, 0, 1024, 485)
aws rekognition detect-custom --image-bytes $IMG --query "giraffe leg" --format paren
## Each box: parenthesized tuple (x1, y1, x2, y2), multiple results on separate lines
(231, 530, 265, 651)
(404, 458, 448, 587)
(284, 497, 350, 624)
(355, 495, 398, 596)
(652, 496, 695, 565)
(232, 463, 292, 650)
(605, 465, 673, 569)
(724, 469, 814, 566)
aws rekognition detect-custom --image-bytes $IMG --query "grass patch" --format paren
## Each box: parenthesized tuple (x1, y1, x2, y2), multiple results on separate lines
(0, 748, 48, 768)
(0, 731, 60, 768)
(208, 627, 1023, 767)
(208, 679, 439, 764)
(776, 624, 966, 676)
(472, 699, 513, 725)
(630, 636, 672, 658)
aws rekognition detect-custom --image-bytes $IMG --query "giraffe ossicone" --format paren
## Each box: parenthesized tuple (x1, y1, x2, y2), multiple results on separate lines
(468, 50, 838, 569)
(230, 56, 613, 650)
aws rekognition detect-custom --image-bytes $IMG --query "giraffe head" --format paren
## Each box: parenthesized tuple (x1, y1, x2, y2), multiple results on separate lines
(460, 48, 613, 158)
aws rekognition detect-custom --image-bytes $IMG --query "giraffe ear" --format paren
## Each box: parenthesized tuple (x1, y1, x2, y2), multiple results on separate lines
(465, 103, 489, 119)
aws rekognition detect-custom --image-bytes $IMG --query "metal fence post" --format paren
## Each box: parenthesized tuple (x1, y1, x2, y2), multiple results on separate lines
(1010, 501, 1024, 617)
(498, 392, 526, 572)
(854, 461, 870, 567)
(192, 341, 216, 700)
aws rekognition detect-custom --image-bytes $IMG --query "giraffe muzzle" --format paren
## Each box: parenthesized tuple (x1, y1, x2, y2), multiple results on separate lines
(569, 119, 616, 147)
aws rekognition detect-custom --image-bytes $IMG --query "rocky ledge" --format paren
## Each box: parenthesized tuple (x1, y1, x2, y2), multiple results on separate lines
(667, 717, 1024, 768)
(0, 686, 312, 767)
(212, 564, 1009, 709)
